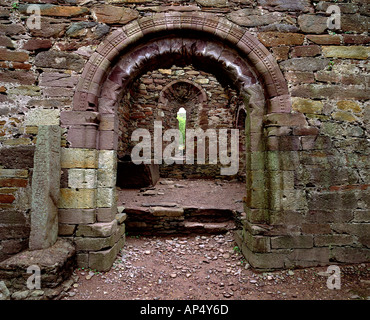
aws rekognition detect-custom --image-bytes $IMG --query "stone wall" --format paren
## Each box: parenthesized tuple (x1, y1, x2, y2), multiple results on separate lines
(118, 64, 246, 180)
(0, 0, 368, 270)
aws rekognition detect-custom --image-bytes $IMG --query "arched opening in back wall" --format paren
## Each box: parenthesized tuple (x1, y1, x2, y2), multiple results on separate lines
(64, 13, 292, 267)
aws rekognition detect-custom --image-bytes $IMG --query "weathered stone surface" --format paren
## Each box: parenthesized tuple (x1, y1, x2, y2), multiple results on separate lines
(96, 188, 116, 208)
(29, 17, 67, 38)
(88, 237, 124, 271)
(297, 14, 327, 34)
(0, 239, 75, 292)
(280, 58, 329, 72)
(0, 146, 35, 169)
(196, 0, 228, 7)
(58, 188, 96, 209)
(35, 51, 84, 71)
(330, 247, 370, 263)
(341, 14, 369, 33)
(292, 98, 323, 114)
(258, 32, 305, 47)
(60, 148, 98, 169)
(76, 220, 117, 238)
(314, 234, 354, 247)
(0, 36, 14, 49)
(0, 281, 10, 300)
(0, 23, 26, 36)
(39, 72, 79, 88)
(29, 126, 61, 251)
(58, 208, 96, 224)
(291, 84, 369, 101)
(22, 39, 52, 51)
(332, 111, 358, 122)
(92, 5, 139, 24)
(25, 109, 60, 126)
(19, 4, 89, 17)
(337, 100, 361, 113)
(150, 207, 184, 217)
(271, 235, 313, 249)
(0, 49, 28, 62)
(322, 46, 370, 60)
(227, 9, 282, 27)
(257, 0, 310, 11)
(291, 45, 321, 57)
(264, 113, 308, 127)
(68, 169, 97, 189)
(306, 35, 341, 45)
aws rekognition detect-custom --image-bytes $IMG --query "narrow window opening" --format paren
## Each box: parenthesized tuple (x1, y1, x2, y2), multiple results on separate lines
(176, 107, 186, 158)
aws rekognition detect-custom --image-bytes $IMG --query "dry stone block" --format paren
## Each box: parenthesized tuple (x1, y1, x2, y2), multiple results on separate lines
(92, 5, 139, 24)
(76, 220, 117, 238)
(280, 58, 329, 72)
(97, 207, 117, 222)
(58, 188, 96, 209)
(322, 46, 370, 60)
(61, 148, 98, 169)
(35, 51, 84, 72)
(0, 49, 28, 62)
(337, 101, 361, 113)
(330, 247, 370, 263)
(75, 235, 116, 251)
(196, 0, 228, 7)
(88, 237, 124, 271)
(292, 98, 323, 114)
(271, 235, 313, 249)
(264, 113, 308, 127)
(332, 111, 357, 122)
(287, 248, 330, 266)
(257, 32, 305, 47)
(25, 109, 60, 126)
(257, 0, 311, 12)
(97, 169, 116, 188)
(68, 169, 97, 189)
(58, 209, 96, 224)
(98, 150, 117, 170)
(150, 207, 184, 217)
(314, 234, 354, 247)
(96, 188, 116, 208)
(227, 9, 282, 27)
(19, 4, 89, 17)
(297, 14, 327, 34)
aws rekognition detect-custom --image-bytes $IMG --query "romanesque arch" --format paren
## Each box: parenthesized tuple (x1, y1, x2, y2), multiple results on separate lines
(61, 12, 294, 270)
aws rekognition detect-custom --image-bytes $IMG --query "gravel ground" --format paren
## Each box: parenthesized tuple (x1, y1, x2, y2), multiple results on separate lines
(63, 232, 370, 301)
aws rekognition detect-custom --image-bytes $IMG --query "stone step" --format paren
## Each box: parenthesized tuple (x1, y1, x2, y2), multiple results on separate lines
(183, 221, 233, 233)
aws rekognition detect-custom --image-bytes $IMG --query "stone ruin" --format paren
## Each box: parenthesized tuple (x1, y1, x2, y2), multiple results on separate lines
(0, 0, 369, 299)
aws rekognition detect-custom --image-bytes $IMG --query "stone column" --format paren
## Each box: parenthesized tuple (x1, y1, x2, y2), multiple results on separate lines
(29, 125, 61, 250)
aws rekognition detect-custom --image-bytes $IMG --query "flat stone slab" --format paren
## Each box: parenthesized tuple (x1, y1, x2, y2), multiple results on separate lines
(0, 239, 75, 272)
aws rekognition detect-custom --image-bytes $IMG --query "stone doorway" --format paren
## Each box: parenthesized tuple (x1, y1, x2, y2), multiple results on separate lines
(115, 62, 248, 237)
(62, 12, 293, 271)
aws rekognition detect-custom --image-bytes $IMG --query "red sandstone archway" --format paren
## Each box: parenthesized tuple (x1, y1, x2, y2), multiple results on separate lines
(62, 12, 293, 251)
(72, 12, 291, 114)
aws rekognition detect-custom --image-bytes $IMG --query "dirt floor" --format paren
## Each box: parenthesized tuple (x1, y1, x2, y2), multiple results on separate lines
(63, 233, 369, 301)
(116, 178, 245, 212)
(63, 179, 369, 301)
